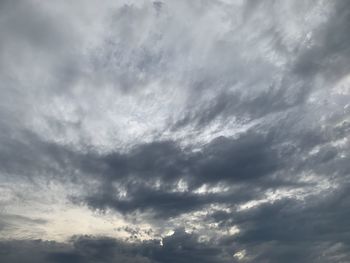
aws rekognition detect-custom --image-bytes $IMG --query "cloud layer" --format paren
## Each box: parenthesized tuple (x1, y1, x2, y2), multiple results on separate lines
(1, 0, 350, 262)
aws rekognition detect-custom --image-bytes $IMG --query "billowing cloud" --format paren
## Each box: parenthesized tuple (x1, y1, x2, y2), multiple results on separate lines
(1, 0, 350, 262)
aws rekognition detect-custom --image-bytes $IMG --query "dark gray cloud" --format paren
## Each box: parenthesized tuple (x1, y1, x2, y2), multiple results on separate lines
(0, 231, 234, 263)
(1, 0, 350, 262)
(213, 182, 350, 262)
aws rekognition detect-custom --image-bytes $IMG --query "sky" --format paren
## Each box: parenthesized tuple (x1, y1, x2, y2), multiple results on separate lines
(0, 0, 350, 262)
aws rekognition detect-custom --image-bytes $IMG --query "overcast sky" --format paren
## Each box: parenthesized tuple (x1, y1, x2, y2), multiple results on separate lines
(1, 0, 350, 262)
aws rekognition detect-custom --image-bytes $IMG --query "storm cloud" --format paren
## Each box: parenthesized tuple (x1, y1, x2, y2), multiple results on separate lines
(1, 0, 350, 262)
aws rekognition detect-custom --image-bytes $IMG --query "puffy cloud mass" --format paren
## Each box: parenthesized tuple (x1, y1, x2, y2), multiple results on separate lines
(1, 0, 350, 262)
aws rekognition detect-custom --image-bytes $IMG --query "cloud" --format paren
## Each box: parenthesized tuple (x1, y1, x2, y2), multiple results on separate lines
(0, 231, 234, 263)
(221, 183, 350, 262)
(0, 0, 350, 262)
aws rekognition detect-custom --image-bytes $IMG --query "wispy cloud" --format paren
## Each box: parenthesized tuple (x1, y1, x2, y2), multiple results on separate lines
(1, 0, 350, 262)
